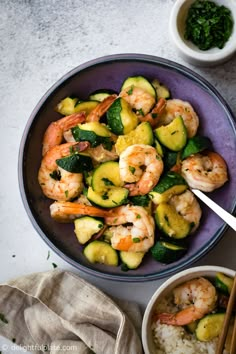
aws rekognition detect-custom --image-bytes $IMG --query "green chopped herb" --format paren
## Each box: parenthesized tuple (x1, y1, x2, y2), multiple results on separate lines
(112, 200, 118, 205)
(98, 223, 103, 229)
(171, 130, 178, 135)
(151, 113, 158, 119)
(133, 238, 141, 243)
(0, 313, 8, 324)
(137, 108, 144, 116)
(129, 166, 136, 174)
(126, 85, 134, 95)
(136, 214, 141, 219)
(50, 170, 61, 181)
(121, 263, 129, 272)
(130, 195, 150, 207)
(185, 0, 234, 50)
(102, 192, 109, 200)
(65, 190, 69, 198)
(101, 178, 114, 186)
(52, 263, 58, 268)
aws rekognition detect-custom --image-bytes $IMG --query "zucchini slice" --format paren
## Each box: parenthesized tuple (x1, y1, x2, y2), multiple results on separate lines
(195, 313, 225, 342)
(120, 251, 145, 270)
(55, 97, 79, 115)
(107, 97, 138, 135)
(121, 76, 156, 100)
(181, 136, 212, 159)
(163, 150, 178, 171)
(87, 186, 128, 208)
(83, 240, 118, 266)
(155, 116, 187, 151)
(89, 89, 116, 102)
(91, 161, 123, 193)
(115, 122, 154, 155)
(151, 240, 187, 264)
(149, 172, 188, 204)
(154, 139, 165, 158)
(215, 272, 233, 295)
(56, 153, 93, 173)
(74, 100, 99, 115)
(152, 79, 171, 99)
(74, 217, 104, 244)
(72, 122, 112, 149)
(155, 203, 191, 239)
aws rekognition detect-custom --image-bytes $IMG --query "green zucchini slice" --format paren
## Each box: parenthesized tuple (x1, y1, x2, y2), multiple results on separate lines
(56, 153, 93, 173)
(215, 272, 233, 295)
(89, 89, 116, 102)
(83, 240, 118, 266)
(151, 240, 187, 264)
(154, 139, 165, 158)
(181, 136, 212, 159)
(163, 150, 178, 171)
(74, 217, 104, 244)
(121, 76, 156, 99)
(149, 172, 188, 204)
(120, 251, 145, 270)
(74, 100, 99, 114)
(155, 116, 187, 151)
(72, 122, 112, 149)
(87, 186, 128, 208)
(195, 313, 225, 342)
(55, 97, 79, 115)
(115, 122, 154, 155)
(155, 203, 191, 239)
(91, 161, 123, 193)
(152, 79, 171, 99)
(107, 97, 138, 135)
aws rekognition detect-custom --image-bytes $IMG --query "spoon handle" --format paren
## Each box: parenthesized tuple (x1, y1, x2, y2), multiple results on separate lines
(191, 189, 236, 232)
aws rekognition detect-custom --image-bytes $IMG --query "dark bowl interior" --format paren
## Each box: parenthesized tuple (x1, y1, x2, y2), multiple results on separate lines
(18, 54, 236, 281)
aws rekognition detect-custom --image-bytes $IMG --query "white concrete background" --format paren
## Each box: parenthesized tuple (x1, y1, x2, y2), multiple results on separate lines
(0, 0, 236, 352)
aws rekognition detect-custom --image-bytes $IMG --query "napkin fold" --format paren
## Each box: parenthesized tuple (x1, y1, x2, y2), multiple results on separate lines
(0, 270, 143, 354)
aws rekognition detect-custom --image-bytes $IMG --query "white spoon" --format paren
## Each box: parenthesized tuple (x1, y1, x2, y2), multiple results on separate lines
(191, 189, 236, 232)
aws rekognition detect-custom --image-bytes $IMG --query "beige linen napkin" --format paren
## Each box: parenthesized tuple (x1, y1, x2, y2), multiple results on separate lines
(0, 270, 143, 354)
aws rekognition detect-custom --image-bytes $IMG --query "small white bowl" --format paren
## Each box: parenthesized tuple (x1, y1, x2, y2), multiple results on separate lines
(169, 0, 236, 66)
(141, 265, 236, 354)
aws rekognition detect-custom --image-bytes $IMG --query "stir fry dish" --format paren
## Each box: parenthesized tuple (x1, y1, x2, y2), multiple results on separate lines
(38, 75, 228, 270)
(152, 273, 234, 353)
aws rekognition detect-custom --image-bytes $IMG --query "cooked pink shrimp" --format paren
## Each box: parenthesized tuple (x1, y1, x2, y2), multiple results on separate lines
(42, 112, 86, 156)
(169, 190, 202, 233)
(157, 99, 199, 138)
(156, 277, 217, 326)
(38, 141, 89, 201)
(181, 152, 228, 192)
(139, 97, 166, 128)
(119, 86, 155, 115)
(105, 205, 155, 252)
(86, 94, 117, 122)
(119, 144, 164, 196)
(50, 201, 112, 222)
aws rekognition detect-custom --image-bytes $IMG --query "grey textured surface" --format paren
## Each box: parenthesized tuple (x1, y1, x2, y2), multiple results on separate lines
(0, 0, 236, 351)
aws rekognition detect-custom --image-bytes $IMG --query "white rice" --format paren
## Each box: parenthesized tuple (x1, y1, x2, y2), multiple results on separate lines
(152, 294, 229, 354)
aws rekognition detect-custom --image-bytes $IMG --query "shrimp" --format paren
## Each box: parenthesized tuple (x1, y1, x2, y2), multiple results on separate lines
(119, 86, 155, 115)
(105, 205, 155, 252)
(156, 277, 217, 326)
(119, 144, 164, 196)
(181, 152, 228, 192)
(50, 201, 112, 222)
(86, 94, 117, 122)
(139, 97, 166, 128)
(38, 141, 89, 201)
(157, 99, 199, 138)
(42, 112, 86, 156)
(169, 190, 202, 233)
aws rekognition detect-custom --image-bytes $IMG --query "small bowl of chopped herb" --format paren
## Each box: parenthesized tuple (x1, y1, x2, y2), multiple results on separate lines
(169, 0, 236, 66)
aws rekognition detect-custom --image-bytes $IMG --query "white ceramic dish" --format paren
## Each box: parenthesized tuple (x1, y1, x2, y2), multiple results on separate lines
(169, 0, 236, 66)
(141, 265, 236, 354)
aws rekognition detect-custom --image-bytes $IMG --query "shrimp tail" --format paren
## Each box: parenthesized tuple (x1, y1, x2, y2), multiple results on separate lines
(86, 95, 117, 122)
(139, 98, 166, 128)
(50, 201, 114, 223)
(156, 306, 203, 326)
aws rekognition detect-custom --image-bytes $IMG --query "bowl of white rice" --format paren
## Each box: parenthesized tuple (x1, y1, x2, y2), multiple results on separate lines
(142, 265, 235, 354)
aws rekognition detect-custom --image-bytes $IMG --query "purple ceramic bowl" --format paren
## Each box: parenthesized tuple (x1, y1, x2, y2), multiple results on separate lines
(18, 54, 236, 282)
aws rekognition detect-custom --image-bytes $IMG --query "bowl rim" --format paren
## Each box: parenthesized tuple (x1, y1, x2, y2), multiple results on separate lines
(141, 265, 236, 353)
(18, 53, 236, 282)
(169, 0, 236, 63)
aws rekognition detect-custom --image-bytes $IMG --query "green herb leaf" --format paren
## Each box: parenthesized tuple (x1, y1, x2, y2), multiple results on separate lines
(101, 178, 114, 186)
(129, 166, 136, 174)
(52, 263, 58, 268)
(126, 85, 134, 95)
(50, 170, 61, 181)
(133, 238, 141, 243)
